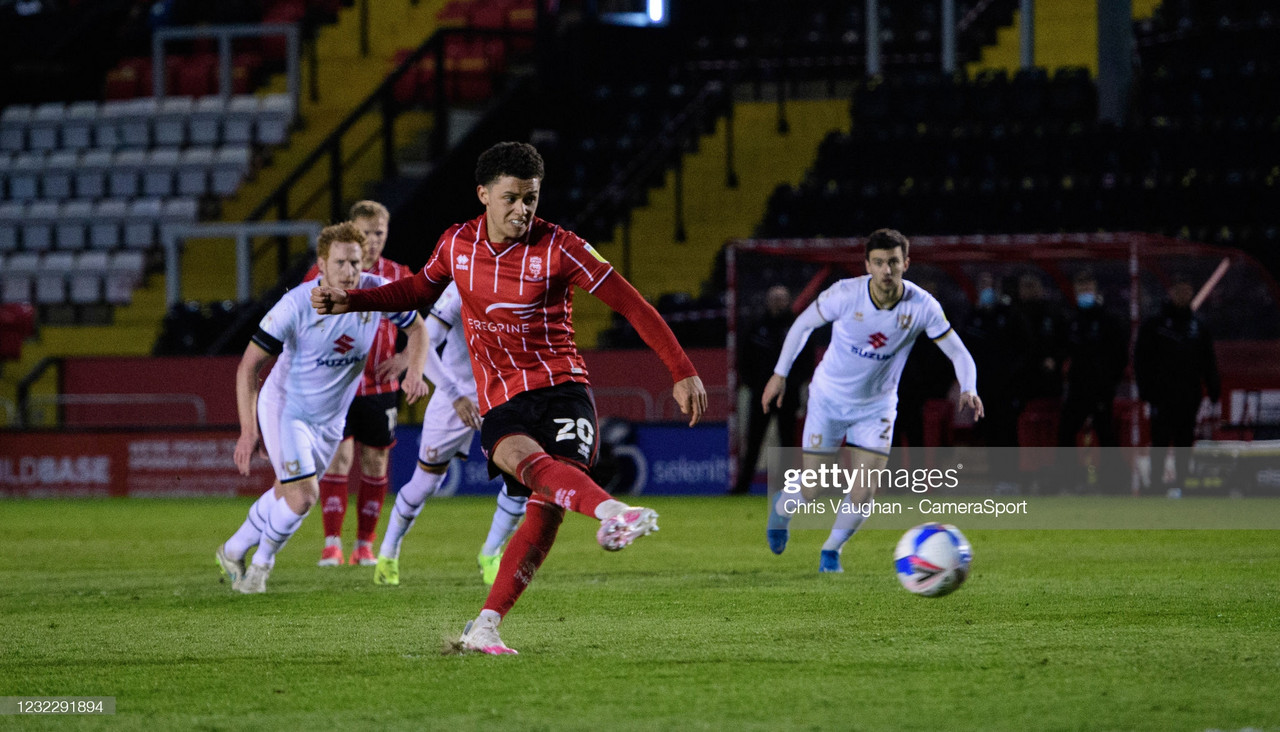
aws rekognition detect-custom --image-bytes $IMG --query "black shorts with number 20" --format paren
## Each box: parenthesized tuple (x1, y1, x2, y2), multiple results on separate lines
(342, 391, 401, 448)
(479, 382, 599, 497)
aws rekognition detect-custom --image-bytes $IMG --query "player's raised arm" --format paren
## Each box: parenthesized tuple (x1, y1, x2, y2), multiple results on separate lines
(934, 330, 984, 421)
(590, 273, 706, 426)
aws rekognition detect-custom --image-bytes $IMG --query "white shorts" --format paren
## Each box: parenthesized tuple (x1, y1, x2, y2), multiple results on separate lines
(416, 390, 477, 468)
(802, 389, 896, 457)
(258, 394, 345, 484)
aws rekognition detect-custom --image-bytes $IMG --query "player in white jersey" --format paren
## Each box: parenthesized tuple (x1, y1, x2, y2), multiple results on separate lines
(761, 228, 984, 572)
(373, 282, 530, 587)
(215, 222, 428, 594)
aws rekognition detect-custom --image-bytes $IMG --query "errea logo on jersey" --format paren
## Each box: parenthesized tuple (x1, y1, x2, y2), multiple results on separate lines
(456, 254, 470, 271)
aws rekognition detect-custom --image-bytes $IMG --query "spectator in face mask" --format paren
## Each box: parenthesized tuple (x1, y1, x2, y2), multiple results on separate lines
(1056, 271, 1128, 490)
(962, 272, 1031, 492)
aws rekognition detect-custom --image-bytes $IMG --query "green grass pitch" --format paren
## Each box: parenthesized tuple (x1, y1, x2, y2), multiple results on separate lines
(2, 496, 1278, 731)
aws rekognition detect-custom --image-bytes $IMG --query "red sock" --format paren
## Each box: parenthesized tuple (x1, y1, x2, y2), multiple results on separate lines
(483, 497, 564, 616)
(356, 474, 389, 543)
(515, 453, 613, 518)
(319, 474, 348, 538)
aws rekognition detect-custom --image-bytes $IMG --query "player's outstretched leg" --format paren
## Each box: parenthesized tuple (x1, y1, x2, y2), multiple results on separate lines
(514, 452, 659, 551)
(478, 484, 527, 586)
(819, 496, 874, 573)
(459, 497, 564, 655)
(375, 466, 446, 585)
(219, 488, 275, 584)
(318, 473, 348, 567)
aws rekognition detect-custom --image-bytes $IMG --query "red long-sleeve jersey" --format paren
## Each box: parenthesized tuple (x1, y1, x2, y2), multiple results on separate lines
(344, 215, 696, 414)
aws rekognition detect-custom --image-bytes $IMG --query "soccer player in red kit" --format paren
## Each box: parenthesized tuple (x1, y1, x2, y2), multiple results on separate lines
(303, 201, 415, 567)
(311, 141, 707, 654)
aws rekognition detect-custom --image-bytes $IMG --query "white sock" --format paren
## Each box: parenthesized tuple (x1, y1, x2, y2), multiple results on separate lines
(324, 535, 342, 549)
(822, 496, 873, 552)
(224, 488, 276, 560)
(478, 609, 501, 625)
(253, 496, 307, 568)
(481, 485, 528, 555)
(379, 469, 445, 559)
(594, 498, 628, 520)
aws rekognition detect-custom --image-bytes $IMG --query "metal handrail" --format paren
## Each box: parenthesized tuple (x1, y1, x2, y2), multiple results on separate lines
(27, 393, 209, 426)
(152, 23, 302, 113)
(245, 26, 535, 229)
(162, 220, 324, 306)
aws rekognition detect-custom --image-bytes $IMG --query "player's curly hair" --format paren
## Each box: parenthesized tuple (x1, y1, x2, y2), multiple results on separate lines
(316, 221, 367, 260)
(865, 228, 910, 259)
(475, 141, 545, 186)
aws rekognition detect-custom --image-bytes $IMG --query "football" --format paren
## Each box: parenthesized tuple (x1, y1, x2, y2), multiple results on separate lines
(894, 523, 973, 597)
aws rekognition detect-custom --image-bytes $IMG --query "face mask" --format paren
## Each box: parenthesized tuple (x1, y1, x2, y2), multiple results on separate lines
(977, 288, 996, 308)
(1077, 292, 1097, 309)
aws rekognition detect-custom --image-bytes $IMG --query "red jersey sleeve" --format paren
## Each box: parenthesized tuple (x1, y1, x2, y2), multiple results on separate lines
(346, 269, 447, 312)
(592, 274, 698, 384)
(558, 231, 615, 294)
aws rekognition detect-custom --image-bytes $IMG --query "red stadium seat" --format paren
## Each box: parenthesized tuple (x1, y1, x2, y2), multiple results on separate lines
(175, 54, 217, 98)
(0, 303, 35, 361)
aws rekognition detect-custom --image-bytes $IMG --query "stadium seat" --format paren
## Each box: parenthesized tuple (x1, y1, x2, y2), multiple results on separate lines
(74, 150, 113, 200)
(35, 251, 75, 304)
(222, 96, 258, 145)
(89, 199, 128, 250)
(9, 152, 43, 201)
(60, 101, 99, 151)
(256, 94, 294, 145)
(55, 200, 94, 250)
(190, 96, 227, 146)
(69, 251, 110, 304)
(27, 103, 65, 151)
(174, 54, 217, 98)
(178, 147, 214, 197)
(105, 250, 146, 304)
(0, 302, 35, 359)
(161, 197, 199, 231)
(212, 145, 252, 196)
(120, 98, 158, 148)
(142, 148, 181, 197)
(1, 251, 40, 303)
(124, 198, 163, 250)
(0, 105, 32, 152)
(95, 100, 131, 150)
(41, 150, 78, 201)
(0, 201, 24, 252)
(108, 149, 147, 198)
(155, 96, 195, 147)
(22, 201, 59, 252)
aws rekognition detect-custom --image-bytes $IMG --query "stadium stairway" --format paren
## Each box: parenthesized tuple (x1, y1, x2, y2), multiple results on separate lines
(966, 0, 1165, 77)
(574, 98, 850, 348)
(1, 0, 447, 426)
